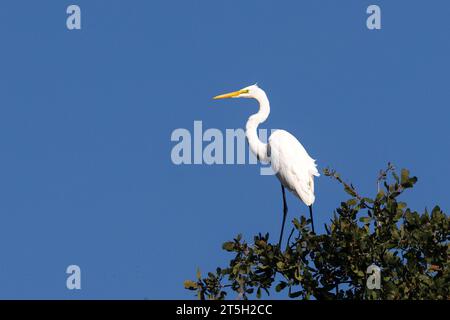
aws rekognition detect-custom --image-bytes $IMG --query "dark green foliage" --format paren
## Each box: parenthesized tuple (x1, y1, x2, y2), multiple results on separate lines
(185, 165, 449, 300)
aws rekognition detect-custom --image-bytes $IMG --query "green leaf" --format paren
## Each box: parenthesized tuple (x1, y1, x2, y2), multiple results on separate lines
(359, 217, 372, 224)
(400, 168, 409, 185)
(222, 241, 235, 251)
(256, 287, 262, 299)
(276, 261, 285, 270)
(344, 185, 357, 197)
(293, 218, 301, 229)
(392, 171, 399, 183)
(184, 280, 198, 290)
(275, 281, 287, 292)
(376, 190, 385, 201)
(289, 290, 302, 298)
(363, 197, 374, 204)
(401, 168, 418, 188)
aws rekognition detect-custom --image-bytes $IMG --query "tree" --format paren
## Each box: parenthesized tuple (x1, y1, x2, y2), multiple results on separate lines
(184, 164, 449, 300)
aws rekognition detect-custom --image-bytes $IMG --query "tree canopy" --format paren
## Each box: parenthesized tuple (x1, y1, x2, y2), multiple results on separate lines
(184, 164, 449, 300)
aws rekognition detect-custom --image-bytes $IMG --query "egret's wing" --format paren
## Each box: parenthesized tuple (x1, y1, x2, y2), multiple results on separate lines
(269, 130, 319, 206)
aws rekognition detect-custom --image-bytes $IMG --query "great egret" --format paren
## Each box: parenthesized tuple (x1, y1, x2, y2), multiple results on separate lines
(213, 84, 319, 247)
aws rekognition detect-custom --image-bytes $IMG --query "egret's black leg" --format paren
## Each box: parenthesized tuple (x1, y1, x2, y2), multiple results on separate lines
(309, 205, 315, 234)
(278, 185, 288, 249)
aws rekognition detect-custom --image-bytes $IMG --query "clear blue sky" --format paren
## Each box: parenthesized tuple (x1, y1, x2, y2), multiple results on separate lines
(0, 1, 449, 299)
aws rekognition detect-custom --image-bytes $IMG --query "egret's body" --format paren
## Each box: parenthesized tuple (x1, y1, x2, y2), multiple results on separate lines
(214, 84, 319, 246)
(269, 130, 319, 206)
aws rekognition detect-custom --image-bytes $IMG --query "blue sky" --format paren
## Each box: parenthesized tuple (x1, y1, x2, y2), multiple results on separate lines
(0, 1, 449, 299)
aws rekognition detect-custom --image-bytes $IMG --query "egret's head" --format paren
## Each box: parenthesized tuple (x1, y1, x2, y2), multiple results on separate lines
(213, 84, 260, 100)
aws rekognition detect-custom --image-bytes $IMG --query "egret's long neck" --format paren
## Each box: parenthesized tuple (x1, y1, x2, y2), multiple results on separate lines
(245, 89, 270, 163)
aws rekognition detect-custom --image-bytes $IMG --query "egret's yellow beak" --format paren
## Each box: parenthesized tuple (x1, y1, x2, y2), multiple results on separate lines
(213, 90, 243, 100)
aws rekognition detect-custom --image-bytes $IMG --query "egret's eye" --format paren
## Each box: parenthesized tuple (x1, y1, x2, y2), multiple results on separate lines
(241, 89, 249, 94)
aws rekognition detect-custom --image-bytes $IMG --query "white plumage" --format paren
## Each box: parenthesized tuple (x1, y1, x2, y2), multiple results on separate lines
(213, 84, 319, 243)
(269, 129, 319, 206)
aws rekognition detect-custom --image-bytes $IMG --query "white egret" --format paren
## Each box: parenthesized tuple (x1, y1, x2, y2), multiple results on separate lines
(213, 84, 319, 247)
